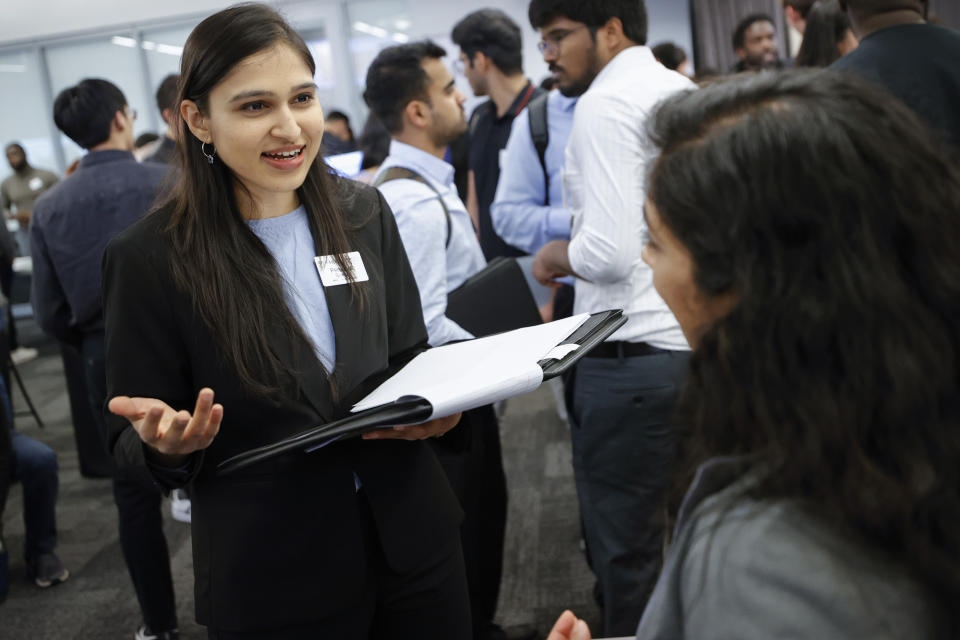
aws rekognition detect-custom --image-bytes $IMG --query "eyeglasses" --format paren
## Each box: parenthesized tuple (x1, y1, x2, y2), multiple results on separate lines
(453, 56, 470, 76)
(125, 107, 138, 121)
(537, 25, 588, 56)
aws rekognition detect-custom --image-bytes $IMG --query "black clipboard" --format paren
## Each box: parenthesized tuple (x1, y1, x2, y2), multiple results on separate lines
(216, 310, 625, 476)
(539, 309, 626, 378)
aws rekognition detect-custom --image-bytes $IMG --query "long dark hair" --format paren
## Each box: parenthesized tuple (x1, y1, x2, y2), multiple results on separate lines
(649, 70, 960, 634)
(795, 0, 852, 67)
(161, 3, 363, 395)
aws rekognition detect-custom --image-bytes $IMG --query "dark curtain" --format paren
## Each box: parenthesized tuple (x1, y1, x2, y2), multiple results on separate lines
(929, 0, 960, 30)
(689, 0, 790, 74)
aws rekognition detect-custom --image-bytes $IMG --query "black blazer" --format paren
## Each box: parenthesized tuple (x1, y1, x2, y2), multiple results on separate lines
(102, 180, 462, 630)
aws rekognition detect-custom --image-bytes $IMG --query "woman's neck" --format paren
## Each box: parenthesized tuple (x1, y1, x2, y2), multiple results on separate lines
(237, 188, 300, 220)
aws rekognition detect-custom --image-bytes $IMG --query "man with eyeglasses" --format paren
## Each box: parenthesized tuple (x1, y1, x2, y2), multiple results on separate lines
(30, 78, 181, 640)
(451, 9, 542, 261)
(528, 1, 695, 636)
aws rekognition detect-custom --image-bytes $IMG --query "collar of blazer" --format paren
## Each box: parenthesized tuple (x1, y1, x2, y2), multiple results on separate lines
(266, 298, 351, 425)
(264, 251, 370, 424)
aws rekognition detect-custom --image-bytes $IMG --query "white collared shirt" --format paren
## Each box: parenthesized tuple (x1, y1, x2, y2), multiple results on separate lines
(565, 46, 694, 349)
(375, 140, 487, 346)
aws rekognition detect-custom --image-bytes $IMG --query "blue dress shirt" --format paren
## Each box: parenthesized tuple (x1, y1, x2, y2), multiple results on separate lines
(247, 206, 336, 372)
(490, 91, 577, 255)
(375, 140, 487, 346)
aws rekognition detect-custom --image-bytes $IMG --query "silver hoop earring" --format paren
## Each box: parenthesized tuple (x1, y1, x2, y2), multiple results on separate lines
(200, 141, 216, 164)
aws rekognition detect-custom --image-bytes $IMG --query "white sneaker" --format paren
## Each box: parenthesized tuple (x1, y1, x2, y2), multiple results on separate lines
(170, 489, 191, 523)
(10, 346, 38, 365)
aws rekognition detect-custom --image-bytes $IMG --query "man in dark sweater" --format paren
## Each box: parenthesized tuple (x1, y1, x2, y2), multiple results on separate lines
(452, 9, 541, 261)
(834, 0, 960, 157)
(30, 78, 179, 640)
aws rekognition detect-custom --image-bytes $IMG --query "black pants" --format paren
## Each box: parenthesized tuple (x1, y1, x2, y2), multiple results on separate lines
(206, 490, 471, 640)
(566, 352, 689, 636)
(430, 405, 507, 639)
(81, 332, 178, 632)
(0, 394, 11, 541)
(60, 342, 113, 478)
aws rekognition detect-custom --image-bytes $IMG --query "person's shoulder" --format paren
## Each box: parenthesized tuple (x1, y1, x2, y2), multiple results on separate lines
(680, 489, 934, 636)
(371, 164, 439, 208)
(335, 174, 392, 225)
(31, 174, 74, 219)
(337, 173, 379, 205)
(128, 157, 169, 181)
(468, 99, 495, 128)
(830, 41, 872, 71)
(109, 207, 172, 257)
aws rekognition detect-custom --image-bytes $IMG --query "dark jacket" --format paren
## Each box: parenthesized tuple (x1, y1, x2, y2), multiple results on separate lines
(831, 23, 960, 159)
(145, 136, 177, 166)
(30, 150, 166, 343)
(102, 179, 462, 630)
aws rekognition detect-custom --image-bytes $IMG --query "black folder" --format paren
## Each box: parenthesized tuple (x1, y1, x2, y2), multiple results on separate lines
(446, 257, 542, 337)
(217, 310, 626, 476)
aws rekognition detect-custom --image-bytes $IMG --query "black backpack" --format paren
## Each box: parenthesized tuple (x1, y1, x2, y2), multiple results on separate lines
(527, 92, 550, 206)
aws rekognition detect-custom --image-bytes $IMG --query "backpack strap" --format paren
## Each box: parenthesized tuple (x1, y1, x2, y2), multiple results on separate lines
(374, 167, 452, 248)
(468, 102, 485, 140)
(527, 92, 550, 206)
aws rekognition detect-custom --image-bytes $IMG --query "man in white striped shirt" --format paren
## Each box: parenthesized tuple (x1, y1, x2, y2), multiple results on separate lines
(528, 1, 695, 636)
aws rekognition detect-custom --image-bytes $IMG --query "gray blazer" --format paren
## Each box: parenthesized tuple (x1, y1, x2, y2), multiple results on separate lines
(636, 458, 935, 640)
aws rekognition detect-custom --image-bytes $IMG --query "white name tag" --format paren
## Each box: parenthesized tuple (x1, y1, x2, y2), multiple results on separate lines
(315, 251, 369, 287)
(28, 177, 44, 191)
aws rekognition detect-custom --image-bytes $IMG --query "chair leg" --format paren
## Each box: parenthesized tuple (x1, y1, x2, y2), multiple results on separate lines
(8, 358, 44, 429)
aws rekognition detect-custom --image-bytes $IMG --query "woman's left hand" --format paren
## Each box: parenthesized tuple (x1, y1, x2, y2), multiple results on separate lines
(362, 412, 462, 441)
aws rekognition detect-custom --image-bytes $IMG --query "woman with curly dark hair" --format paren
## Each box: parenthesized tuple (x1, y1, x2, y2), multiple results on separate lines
(548, 69, 960, 639)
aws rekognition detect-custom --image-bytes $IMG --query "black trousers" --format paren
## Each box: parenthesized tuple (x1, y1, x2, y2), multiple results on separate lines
(81, 332, 178, 632)
(206, 489, 471, 640)
(60, 342, 113, 478)
(430, 405, 507, 639)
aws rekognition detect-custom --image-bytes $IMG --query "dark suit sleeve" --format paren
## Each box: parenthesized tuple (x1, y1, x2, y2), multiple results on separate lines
(377, 189, 430, 375)
(29, 216, 78, 345)
(102, 230, 200, 489)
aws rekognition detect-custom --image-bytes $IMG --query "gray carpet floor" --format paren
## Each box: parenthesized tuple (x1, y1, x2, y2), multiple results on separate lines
(1, 322, 601, 639)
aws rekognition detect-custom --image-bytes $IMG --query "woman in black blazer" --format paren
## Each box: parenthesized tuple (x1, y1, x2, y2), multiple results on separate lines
(102, 5, 469, 638)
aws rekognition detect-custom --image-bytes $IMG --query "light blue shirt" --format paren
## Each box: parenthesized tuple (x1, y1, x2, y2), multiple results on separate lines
(375, 140, 487, 347)
(490, 90, 577, 254)
(247, 206, 336, 372)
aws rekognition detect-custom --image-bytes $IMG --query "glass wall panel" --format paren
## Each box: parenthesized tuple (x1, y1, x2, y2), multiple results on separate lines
(349, 0, 414, 90)
(345, 0, 545, 117)
(0, 49, 60, 182)
(302, 28, 340, 112)
(142, 24, 195, 132)
(46, 35, 153, 167)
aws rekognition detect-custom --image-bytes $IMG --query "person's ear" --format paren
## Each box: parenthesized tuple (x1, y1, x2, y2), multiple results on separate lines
(113, 110, 127, 133)
(181, 99, 211, 143)
(473, 51, 488, 74)
(403, 99, 431, 130)
(599, 16, 625, 48)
